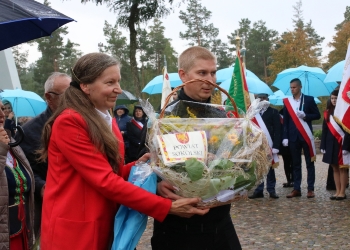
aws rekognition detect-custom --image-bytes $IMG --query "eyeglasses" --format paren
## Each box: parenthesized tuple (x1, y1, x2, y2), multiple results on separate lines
(48, 91, 63, 96)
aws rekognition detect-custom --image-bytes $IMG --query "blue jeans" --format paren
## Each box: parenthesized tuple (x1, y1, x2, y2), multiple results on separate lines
(254, 167, 276, 194)
(289, 140, 315, 191)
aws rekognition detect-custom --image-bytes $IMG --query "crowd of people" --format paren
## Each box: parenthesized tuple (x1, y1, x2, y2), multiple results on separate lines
(0, 45, 349, 250)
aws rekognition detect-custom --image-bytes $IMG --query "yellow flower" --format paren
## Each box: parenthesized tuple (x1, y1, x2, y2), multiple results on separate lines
(228, 133, 240, 145)
(208, 135, 219, 145)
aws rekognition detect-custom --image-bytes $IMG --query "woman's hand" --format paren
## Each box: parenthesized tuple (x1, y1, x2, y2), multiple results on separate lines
(157, 181, 182, 200)
(169, 197, 210, 218)
(137, 152, 150, 163)
(7, 112, 14, 120)
(0, 127, 10, 144)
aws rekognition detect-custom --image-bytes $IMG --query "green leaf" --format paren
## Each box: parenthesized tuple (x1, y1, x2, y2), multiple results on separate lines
(209, 159, 234, 170)
(234, 161, 257, 190)
(184, 158, 205, 181)
(202, 175, 236, 199)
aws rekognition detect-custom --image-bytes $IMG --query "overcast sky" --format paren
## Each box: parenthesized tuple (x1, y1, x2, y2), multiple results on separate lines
(26, 0, 349, 65)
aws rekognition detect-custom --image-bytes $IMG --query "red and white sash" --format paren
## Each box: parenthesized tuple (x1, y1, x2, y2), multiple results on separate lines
(283, 97, 316, 162)
(253, 113, 279, 168)
(131, 118, 143, 130)
(325, 111, 350, 166)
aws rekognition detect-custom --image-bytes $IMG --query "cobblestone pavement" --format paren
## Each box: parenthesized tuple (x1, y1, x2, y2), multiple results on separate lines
(137, 155, 350, 249)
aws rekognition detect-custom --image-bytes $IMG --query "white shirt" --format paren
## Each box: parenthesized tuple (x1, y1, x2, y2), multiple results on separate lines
(95, 108, 112, 130)
(291, 94, 303, 111)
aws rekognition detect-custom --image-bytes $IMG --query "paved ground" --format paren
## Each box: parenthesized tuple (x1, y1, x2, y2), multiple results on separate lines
(136, 155, 350, 249)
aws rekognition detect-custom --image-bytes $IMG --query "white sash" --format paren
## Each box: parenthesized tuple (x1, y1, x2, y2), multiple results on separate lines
(255, 113, 279, 167)
(330, 115, 350, 166)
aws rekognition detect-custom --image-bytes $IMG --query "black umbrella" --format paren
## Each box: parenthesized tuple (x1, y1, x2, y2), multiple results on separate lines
(116, 90, 138, 105)
(0, 0, 74, 51)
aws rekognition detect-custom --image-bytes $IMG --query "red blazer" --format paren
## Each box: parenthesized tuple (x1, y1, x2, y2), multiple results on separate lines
(40, 109, 171, 250)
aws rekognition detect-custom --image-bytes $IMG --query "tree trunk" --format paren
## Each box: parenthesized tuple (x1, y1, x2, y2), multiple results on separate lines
(128, 3, 141, 98)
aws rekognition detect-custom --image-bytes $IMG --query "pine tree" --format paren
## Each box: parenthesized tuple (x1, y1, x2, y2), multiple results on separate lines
(179, 0, 233, 68)
(179, 0, 219, 48)
(83, 0, 181, 97)
(99, 21, 133, 92)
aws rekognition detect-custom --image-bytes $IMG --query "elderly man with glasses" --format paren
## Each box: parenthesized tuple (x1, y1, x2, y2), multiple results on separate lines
(15, 72, 70, 236)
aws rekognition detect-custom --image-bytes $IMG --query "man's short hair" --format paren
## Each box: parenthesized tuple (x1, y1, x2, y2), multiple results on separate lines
(178, 46, 217, 72)
(44, 72, 70, 93)
(256, 93, 268, 98)
(290, 78, 302, 86)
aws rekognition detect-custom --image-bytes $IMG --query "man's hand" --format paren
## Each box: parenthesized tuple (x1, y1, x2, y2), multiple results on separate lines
(296, 110, 306, 119)
(272, 148, 279, 154)
(282, 139, 288, 147)
(321, 149, 326, 154)
(343, 150, 349, 155)
(157, 181, 182, 200)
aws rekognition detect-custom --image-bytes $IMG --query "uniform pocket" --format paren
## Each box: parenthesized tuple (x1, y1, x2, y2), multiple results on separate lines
(52, 217, 96, 250)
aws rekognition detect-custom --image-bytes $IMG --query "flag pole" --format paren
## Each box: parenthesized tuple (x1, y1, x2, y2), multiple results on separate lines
(161, 55, 173, 109)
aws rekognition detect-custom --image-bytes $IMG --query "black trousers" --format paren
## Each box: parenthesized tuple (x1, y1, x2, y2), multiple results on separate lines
(151, 214, 242, 250)
(282, 153, 293, 183)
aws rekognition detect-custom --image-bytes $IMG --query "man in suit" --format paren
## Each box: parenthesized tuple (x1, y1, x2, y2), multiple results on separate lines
(282, 78, 321, 198)
(249, 93, 281, 199)
(16, 72, 70, 235)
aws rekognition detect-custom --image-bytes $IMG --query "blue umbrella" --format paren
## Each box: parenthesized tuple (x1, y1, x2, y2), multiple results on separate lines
(0, 89, 47, 117)
(142, 73, 182, 94)
(269, 90, 321, 106)
(0, 0, 74, 51)
(272, 65, 336, 97)
(220, 76, 273, 95)
(324, 60, 345, 83)
(112, 165, 157, 250)
(216, 67, 259, 83)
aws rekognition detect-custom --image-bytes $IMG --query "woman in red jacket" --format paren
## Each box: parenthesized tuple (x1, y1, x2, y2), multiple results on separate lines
(38, 53, 208, 250)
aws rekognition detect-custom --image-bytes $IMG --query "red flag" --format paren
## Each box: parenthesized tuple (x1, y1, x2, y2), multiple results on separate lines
(334, 41, 350, 133)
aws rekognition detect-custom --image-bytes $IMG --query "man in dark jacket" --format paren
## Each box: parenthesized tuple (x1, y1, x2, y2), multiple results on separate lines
(249, 93, 281, 199)
(15, 72, 70, 235)
(114, 105, 132, 162)
(283, 78, 321, 198)
(151, 46, 241, 250)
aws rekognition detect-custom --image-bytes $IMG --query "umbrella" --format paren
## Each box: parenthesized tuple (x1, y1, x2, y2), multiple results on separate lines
(112, 165, 157, 250)
(324, 60, 345, 83)
(216, 67, 259, 83)
(0, 0, 74, 51)
(268, 90, 321, 106)
(272, 65, 337, 97)
(220, 76, 273, 95)
(142, 73, 182, 95)
(0, 89, 47, 117)
(116, 90, 138, 105)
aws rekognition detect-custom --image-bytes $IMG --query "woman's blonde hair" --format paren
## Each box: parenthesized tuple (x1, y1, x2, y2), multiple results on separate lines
(39, 53, 122, 172)
(178, 46, 217, 73)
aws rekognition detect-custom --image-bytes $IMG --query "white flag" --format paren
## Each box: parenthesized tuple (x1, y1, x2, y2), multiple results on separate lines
(161, 66, 174, 109)
(334, 41, 350, 133)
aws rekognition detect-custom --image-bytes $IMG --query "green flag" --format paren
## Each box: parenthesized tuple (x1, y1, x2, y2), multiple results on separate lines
(226, 51, 251, 113)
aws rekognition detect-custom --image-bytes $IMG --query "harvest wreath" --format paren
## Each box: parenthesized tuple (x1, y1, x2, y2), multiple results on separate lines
(142, 79, 272, 208)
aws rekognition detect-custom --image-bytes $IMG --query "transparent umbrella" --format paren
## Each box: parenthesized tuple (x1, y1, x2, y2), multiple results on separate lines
(116, 90, 138, 105)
